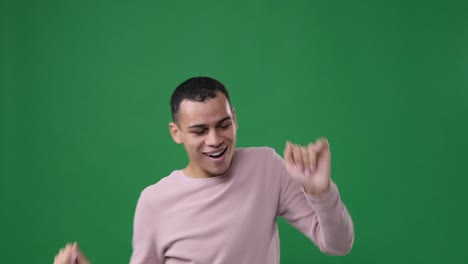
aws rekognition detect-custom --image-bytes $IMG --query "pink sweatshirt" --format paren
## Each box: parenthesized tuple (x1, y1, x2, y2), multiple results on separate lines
(130, 147, 354, 264)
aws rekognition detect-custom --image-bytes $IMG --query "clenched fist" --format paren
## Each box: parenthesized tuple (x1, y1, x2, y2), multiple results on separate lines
(284, 137, 331, 195)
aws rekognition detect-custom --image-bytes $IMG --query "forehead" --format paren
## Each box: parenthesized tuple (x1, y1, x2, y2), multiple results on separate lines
(178, 93, 232, 126)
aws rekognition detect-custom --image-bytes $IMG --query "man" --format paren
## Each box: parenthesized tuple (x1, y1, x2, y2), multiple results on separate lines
(54, 77, 354, 263)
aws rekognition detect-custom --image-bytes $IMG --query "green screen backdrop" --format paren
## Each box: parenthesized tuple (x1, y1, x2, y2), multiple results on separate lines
(1, 0, 468, 263)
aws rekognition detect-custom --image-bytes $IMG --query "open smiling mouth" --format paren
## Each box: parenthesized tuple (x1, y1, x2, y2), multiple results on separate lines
(203, 146, 228, 159)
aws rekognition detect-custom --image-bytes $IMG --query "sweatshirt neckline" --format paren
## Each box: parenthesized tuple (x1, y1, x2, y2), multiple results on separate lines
(178, 169, 231, 183)
(177, 149, 238, 183)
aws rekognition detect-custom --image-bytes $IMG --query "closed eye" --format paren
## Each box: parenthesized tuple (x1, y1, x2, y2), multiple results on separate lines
(191, 129, 206, 135)
(218, 123, 232, 129)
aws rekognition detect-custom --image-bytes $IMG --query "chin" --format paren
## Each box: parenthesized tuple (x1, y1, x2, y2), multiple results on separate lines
(209, 164, 231, 176)
(198, 150, 234, 177)
(209, 168, 229, 177)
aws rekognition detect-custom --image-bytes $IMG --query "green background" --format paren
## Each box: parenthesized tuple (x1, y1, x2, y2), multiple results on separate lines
(1, 0, 467, 263)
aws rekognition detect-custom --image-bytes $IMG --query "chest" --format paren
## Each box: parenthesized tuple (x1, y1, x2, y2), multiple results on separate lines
(155, 180, 279, 262)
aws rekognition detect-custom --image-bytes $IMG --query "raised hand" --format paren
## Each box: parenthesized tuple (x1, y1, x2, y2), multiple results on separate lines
(284, 137, 331, 195)
(54, 242, 90, 264)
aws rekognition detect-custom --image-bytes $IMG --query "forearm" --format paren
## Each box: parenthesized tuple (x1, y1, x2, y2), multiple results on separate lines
(303, 181, 354, 255)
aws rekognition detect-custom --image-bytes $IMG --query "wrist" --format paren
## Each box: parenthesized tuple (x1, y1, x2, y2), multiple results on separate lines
(303, 180, 330, 195)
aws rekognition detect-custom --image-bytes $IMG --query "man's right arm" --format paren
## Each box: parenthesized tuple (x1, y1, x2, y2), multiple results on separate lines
(130, 191, 163, 264)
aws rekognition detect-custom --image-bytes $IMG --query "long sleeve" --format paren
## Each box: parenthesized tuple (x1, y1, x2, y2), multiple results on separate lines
(128, 147, 353, 264)
(130, 191, 163, 264)
(275, 150, 355, 255)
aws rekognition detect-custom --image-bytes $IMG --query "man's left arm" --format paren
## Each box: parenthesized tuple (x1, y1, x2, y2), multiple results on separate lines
(278, 138, 354, 255)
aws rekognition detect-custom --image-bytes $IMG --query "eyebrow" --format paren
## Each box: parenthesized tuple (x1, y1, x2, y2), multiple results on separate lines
(188, 116, 232, 129)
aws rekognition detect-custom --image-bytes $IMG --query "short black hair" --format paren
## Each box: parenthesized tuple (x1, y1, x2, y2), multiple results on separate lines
(170, 76, 231, 122)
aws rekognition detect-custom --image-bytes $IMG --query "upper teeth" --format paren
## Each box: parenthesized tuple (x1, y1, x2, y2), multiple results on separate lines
(206, 148, 225, 156)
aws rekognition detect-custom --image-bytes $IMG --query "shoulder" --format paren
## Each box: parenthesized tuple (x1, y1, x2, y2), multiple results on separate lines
(235, 146, 278, 158)
(232, 146, 286, 193)
(138, 170, 182, 204)
(234, 146, 282, 164)
(231, 146, 284, 173)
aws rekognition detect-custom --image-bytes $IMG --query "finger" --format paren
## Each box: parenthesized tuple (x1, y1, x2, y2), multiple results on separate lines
(55, 249, 64, 264)
(64, 244, 73, 264)
(307, 143, 317, 171)
(315, 138, 331, 177)
(315, 137, 330, 157)
(292, 144, 304, 172)
(284, 141, 293, 164)
(54, 253, 61, 264)
(318, 137, 331, 164)
(58, 248, 67, 263)
(300, 146, 310, 175)
(56, 244, 72, 264)
(71, 242, 78, 264)
(313, 137, 328, 153)
(74, 243, 89, 264)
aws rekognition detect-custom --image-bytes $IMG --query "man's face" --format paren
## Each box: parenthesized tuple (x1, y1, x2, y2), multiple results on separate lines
(169, 92, 237, 178)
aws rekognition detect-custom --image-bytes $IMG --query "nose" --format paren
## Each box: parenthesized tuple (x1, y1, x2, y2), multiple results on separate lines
(205, 129, 223, 147)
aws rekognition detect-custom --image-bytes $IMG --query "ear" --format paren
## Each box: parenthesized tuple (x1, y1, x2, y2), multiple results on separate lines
(169, 122, 183, 144)
(231, 107, 238, 129)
